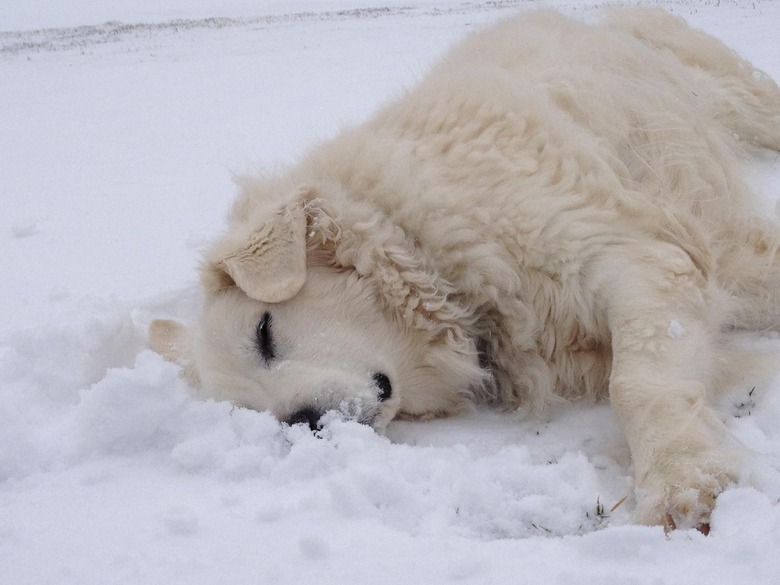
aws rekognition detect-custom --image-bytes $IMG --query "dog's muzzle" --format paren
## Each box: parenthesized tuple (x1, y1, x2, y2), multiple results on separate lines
(284, 372, 393, 431)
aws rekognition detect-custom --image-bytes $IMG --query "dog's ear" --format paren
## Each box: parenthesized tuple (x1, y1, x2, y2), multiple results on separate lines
(202, 193, 309, 303)
(148, 319, 200, 386)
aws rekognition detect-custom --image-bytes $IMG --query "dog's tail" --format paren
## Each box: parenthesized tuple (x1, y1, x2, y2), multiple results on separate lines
(605, 7, 780, 153)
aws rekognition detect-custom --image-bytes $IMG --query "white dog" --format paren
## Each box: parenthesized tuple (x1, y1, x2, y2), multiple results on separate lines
(150, 8, 780, 531)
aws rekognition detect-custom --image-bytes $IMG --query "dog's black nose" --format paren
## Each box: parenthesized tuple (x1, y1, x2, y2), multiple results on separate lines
(372, 372, 393, 402)
(286, 407, 322, 432)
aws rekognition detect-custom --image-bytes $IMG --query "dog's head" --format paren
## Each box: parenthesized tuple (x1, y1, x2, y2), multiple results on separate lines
(150, 182, 486, 431)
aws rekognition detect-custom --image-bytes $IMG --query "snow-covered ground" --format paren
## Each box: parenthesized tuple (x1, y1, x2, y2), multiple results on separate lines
(2, 1, 780, 583)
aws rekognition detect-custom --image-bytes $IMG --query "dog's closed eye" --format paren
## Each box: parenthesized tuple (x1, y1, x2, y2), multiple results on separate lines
(255, 312, 276, 365)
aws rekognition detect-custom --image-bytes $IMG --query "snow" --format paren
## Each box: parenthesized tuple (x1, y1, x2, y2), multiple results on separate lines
(668, 320, 685, 339)
(2, 1, 780, 583)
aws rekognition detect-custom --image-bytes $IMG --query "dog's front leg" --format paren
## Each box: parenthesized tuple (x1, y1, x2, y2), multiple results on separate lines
(600, 244, 742, 530)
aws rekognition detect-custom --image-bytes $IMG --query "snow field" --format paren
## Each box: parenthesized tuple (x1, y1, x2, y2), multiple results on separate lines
(2, 1, 780, 583)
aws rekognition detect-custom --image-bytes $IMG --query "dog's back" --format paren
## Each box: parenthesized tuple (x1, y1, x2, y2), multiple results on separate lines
(327, 8, 780, 336)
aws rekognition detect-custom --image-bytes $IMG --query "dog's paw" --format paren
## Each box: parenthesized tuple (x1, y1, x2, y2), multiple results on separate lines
(632, 454, 740, 533)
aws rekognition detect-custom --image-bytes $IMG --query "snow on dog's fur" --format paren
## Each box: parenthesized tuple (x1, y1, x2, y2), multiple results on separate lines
(150, 8, 780, 530)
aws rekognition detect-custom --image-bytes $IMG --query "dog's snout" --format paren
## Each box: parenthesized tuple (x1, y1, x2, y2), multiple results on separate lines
(284, 374, 392, 432)
(286, 407, 322, 431)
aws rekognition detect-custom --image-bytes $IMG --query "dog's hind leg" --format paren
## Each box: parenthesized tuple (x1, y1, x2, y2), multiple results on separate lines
(606, 9, 780, 330)
(607, 7, 780, 152)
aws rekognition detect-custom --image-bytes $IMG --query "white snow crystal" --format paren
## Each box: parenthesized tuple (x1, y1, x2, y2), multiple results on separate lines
(668, 320, 685, 339)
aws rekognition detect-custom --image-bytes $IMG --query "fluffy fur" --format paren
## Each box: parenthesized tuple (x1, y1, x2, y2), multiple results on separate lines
(150, 8, 780, 530)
